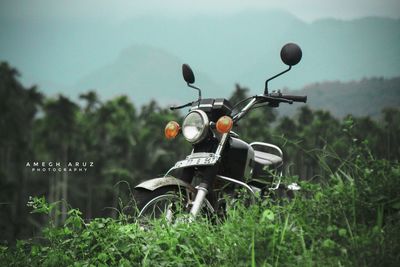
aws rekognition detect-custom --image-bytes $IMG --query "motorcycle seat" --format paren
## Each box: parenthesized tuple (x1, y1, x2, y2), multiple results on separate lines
(254, 150, 282, 166)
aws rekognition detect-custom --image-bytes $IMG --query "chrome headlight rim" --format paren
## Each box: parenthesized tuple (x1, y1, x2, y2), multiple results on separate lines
(182, 110, 209, 144)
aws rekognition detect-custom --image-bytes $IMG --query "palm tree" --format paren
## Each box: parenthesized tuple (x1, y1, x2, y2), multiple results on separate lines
(78, 91, 101, 218)
(0, 62, 42, 241)
(39, 95, 79, 224)
(79, 91, 100, 113)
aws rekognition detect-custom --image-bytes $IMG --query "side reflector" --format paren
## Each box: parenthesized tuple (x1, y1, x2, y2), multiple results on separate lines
(216, 116, 233, 134)
(165, 121, 180, 139)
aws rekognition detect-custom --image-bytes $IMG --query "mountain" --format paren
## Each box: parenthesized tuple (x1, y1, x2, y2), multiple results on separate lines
(1, 10, 399, 104)
(278, 77, 400, 119)
(76, 45, 223, 105)
(78, 43, 400, 118)
(115, 11, 400, 90)
(74, 11, 399, 105)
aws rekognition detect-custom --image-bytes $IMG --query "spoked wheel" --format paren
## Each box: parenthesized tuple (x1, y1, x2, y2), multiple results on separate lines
(133, 186, 191, 223)
(138, 193, 189, 222)
(132, 185, 216, 224)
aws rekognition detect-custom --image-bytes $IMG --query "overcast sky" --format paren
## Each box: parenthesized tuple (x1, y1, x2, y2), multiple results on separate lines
(1, 0, 399, 22)
(0, 0, 399, 100)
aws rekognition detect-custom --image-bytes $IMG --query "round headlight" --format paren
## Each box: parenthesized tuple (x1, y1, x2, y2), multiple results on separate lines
(182, 110, 209, 143)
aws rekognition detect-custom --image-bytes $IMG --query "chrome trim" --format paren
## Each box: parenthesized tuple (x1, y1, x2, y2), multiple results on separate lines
(182, 110, 209, 144)
(215, 133, 228, 156)
(250, 142, 284, 189)
(199, 103, 213, 108)
(190, 185, 208, 217)
(216, 175, 256, 204)
(233, 98, 257, 122)
(229, 131, 239, 138)
(269, 175, 282, 190)
(250, 142, 283, 158)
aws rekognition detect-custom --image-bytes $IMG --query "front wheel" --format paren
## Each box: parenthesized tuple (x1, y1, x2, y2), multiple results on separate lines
(133, 186, 190, 222)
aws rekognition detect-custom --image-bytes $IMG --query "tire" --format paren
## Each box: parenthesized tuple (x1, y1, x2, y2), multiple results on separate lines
(132, 186, 190, 222)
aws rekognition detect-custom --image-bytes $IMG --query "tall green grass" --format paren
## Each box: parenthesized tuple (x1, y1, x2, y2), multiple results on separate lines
(1, 149, 399, 266)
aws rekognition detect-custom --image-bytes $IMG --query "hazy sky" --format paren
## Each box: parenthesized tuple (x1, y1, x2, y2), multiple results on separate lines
(1, 0, 399, 22)
(0, 0, 399, 102)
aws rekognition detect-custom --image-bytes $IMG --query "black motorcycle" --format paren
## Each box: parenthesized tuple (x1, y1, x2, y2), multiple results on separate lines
(133, 43, 306, 221)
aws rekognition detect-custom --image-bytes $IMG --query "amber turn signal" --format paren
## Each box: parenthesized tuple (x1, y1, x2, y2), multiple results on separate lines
(165, 121, 180, 139)
(216, 116, 233, 134)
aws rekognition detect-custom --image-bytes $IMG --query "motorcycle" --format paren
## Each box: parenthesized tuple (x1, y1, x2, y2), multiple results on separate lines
(133, 43, 307, 221)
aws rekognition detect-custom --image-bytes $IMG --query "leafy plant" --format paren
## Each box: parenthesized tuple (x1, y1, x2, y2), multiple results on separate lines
(1, 153, 399, 266)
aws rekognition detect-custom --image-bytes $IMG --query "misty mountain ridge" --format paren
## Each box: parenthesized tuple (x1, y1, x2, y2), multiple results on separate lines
(70, 11, 399, 106)
(278, 76, 400, 119)
(1, 10, 399, 112)
(76, 45, 224, 105)
(0, 10, 400, 98)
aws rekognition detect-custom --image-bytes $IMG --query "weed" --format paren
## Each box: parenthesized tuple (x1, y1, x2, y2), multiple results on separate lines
(1, 152, 399, 266)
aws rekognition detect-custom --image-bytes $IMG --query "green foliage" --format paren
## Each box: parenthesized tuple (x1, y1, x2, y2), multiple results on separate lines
(26, 196, 57, 215)
(1, 63, 400, 265)
(0, 62, 191, 242)
(1, 153, 399, 266)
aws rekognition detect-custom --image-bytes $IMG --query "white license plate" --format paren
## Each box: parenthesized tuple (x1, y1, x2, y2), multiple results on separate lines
(174, 154, 219, 168)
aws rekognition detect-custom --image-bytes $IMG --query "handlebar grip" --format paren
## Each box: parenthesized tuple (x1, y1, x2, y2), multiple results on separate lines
(282, 95, 307, 103)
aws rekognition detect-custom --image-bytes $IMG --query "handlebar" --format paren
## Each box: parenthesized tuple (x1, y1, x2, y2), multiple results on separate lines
(170, 102, 193, 110)
(268, 92, 307, 103)
(233, 92, 307, 123)
(280, 94, 307, 103)
(171, 92, 306, 125)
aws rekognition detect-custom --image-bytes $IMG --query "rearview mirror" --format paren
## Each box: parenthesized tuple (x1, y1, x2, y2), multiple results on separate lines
(182, 64, 195, 84)
(280, 43, 302, 66)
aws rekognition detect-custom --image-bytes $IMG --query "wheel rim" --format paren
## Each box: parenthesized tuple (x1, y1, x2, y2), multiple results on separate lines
(138, 193, 187, 222)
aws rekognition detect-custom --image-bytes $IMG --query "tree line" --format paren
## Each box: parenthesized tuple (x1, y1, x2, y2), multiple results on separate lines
(0, 62, 399, 243)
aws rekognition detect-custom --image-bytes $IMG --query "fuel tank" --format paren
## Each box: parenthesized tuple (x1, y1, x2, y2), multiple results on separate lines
(219, 137, 254, 181)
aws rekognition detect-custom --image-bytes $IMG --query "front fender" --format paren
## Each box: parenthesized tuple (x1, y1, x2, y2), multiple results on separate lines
(134, 176, 195, 192)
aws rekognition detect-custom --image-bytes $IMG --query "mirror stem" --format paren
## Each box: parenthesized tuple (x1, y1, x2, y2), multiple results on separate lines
(264, 66, 291, 95)
(188, 83, 202, 101)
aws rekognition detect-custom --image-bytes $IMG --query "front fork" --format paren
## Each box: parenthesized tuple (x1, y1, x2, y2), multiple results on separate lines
(187, 133, 229, 218)
(186, 162, 220, 218)
(190, 183, 208, 217)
